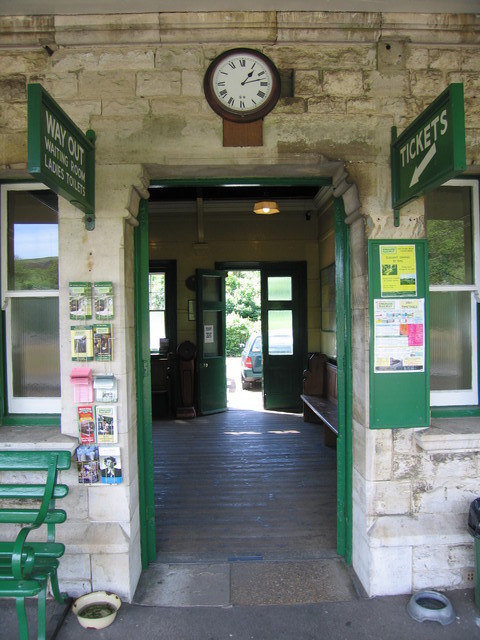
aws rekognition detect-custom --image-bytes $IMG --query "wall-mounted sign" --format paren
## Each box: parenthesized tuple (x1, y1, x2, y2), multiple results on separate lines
(391, 83, 466, 210)
(27, 83, 95, 228)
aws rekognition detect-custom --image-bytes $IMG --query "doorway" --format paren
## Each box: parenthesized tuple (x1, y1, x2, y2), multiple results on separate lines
(135, 181, 352, 568)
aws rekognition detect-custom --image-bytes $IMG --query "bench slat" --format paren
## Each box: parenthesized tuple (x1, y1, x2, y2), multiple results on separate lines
(0, 509, 66, 525)
(301, 394, 339, 435)
(0, 578, 43, 597)
(0, 541, 65, 558)
(0, 484, 68, 500)
(0, 450, 71, 471)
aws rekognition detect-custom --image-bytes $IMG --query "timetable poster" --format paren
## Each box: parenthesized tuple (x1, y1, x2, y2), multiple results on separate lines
(374, 298, 425, 373)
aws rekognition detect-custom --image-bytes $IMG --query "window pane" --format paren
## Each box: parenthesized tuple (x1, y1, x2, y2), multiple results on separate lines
(202, 275, 221, 303)
(268, 310, 293, 355)
(149, 310, 166, 351)
(7, 190, 58, 290)
(267, 276, 292, 301)
(11, 297, 60, 397)
(149, 273, 165, 311)
(425, 186, 472, 285)
(430, 291, 472, 391)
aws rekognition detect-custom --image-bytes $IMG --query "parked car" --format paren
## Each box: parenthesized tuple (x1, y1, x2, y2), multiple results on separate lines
(240, 332, 263, 389)
(240, 330, 293, 390)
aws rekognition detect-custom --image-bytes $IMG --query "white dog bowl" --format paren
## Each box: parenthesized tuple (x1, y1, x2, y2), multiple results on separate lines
(72, 591, 121, 630)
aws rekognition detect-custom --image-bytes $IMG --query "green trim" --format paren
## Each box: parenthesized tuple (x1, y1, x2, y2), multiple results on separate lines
(334, 196, 352, 563)
(431, 406, 480, 418)
(1, 415, 61, 427)
(134, 200, 156, 567)
(150, 177, 332, 188)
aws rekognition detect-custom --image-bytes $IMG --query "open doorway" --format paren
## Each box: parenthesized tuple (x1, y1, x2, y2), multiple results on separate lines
(225, 269, 263, 411)
(136, 181, 350, 567)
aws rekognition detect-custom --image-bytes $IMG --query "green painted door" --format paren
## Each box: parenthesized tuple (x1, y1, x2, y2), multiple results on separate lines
(196, 269, 227, 415)
(261, 263, 307, 412)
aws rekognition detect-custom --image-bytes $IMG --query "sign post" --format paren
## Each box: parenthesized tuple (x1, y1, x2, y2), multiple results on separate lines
(28, 83, 95, 229)
(391, 83, 466, 210)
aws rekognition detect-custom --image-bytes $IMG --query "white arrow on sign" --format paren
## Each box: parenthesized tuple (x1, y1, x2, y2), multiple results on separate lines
(409, 143, 437, 188)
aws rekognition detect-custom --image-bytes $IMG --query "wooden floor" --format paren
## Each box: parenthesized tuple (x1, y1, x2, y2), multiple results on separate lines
(153, 407, 337, 563)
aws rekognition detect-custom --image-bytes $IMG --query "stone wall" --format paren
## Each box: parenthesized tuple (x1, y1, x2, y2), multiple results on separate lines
(0, 10, 479, 599)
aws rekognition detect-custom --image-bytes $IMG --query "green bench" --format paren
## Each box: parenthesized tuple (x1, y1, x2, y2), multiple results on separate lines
(0, 450, 71, 640)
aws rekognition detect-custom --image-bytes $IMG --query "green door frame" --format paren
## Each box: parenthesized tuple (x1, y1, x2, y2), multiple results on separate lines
(334, 196, 353, 562)
(134, 199, 156, 567)
(134, 179, 353, 567)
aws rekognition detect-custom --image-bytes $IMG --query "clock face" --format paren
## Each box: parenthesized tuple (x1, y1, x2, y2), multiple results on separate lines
(204, 49, 281, 123)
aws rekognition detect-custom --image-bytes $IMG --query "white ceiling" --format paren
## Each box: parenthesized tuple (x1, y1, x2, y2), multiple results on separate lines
(0, 0, 478, 14)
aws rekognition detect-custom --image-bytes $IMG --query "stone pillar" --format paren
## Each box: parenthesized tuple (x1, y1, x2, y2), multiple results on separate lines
(58, 164, 149, 601)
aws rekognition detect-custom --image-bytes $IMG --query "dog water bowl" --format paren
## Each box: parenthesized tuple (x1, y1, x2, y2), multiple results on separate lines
(72, 591, 121, 630)
(407, 590, 455, 625)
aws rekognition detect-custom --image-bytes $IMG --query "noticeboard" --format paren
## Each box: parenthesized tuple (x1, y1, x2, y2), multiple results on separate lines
(368, 240, 430, 429)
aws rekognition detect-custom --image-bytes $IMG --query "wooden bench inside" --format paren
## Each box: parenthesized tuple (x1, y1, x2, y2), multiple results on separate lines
(0, 450, 71, 640)
(301, 353, 338, 447)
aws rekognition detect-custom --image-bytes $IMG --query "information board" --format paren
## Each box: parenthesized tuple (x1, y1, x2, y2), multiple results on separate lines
(27, 83, 95, 223)
(368, 240, 430, 429)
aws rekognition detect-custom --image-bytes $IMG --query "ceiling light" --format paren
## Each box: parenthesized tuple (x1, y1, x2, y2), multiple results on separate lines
(253, 200, 280, 215)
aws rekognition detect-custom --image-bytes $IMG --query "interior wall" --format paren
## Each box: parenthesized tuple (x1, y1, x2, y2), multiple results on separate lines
(148, 202, 324, 352)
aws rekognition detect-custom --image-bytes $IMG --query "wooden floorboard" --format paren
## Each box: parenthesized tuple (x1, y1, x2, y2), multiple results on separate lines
(153, 408, 337, 563)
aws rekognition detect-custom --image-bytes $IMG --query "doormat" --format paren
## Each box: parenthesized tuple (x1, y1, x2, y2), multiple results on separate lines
(231, 559, 358, 606)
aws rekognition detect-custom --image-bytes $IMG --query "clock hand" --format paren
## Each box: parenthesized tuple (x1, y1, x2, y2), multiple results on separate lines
(242, 78, 263, 85)
(240, 71, 255, 85)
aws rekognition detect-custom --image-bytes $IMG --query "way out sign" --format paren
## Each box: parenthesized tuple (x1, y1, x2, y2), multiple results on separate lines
(27, 84, 95, 228)
(391, 83, 466, 210)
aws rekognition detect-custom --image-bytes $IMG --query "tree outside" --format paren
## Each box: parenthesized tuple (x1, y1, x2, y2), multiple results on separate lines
(226, 271, 261, 356)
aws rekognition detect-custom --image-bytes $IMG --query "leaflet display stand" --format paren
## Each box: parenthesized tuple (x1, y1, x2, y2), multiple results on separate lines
(176, 341, 197, 419)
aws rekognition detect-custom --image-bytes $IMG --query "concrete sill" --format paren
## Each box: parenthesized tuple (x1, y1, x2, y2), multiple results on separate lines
(415, 418, 480, 453)
(0, 425, 77, 453)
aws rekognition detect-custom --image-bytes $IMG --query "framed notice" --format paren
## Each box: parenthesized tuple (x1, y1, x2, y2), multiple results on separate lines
(321, 264, 336, 332)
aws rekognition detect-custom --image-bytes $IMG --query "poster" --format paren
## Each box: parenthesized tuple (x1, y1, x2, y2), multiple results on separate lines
(380, 244, 417, 297)
(374, 298, 425, 373)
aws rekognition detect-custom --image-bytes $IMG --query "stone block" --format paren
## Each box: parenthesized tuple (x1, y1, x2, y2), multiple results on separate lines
(136, 70, 181, 97)
(368, 546, 413, 596)
(323, 71, 363, 97)
(55, 14, 160, 46)
(88, 484, 131, 523)
(429, 48, 462, 70)
(294, 70, 322, 96)
(413, 544, 473, 590)
(155, 47, 203, 71)
(365, 479, 412, 516)
(5, 103, 27, 131)
(102, 99, 149, 117)
(364, 71, 409, 98)
(91, 552, 132, 601)
(182, 70, 203, 96)
(78, 71, 136, 99)
(410, 70, 446, 98)
(58, 553, 91, 581)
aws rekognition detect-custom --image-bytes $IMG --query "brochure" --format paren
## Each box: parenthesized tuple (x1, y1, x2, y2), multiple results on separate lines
(93, 324, 113, 361)
(95, 405, 118, 443)
(71, 326, 94, 361)
(77, 404, 96, 443)
(99, 446, 122, 484)
(94, 281, 114, 320)
(69, 282, 92, 320)
(76, 444, 100, 484)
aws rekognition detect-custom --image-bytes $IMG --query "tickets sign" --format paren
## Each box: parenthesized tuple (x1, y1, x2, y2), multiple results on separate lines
(391, 83, 466, 210)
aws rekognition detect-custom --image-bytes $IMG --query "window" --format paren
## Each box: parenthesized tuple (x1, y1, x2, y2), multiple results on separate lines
(426, 179, 480, 406)
(148, 261, 176, 354)
(1, 184, 60, 414)
(149, 272, 166, 352)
